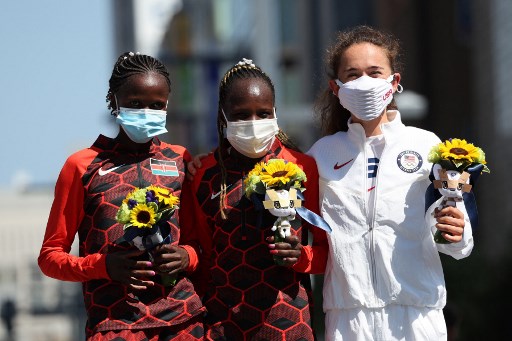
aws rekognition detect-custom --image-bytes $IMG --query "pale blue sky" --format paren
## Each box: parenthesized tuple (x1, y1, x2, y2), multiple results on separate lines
(0, 0, 115, 189)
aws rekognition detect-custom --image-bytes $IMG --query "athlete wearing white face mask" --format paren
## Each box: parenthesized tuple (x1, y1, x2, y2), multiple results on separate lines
(335, 74, 403, 122)
(306, 26, 473, 341)
(185, 59, 328, 341)
(223, 108, 279, 158)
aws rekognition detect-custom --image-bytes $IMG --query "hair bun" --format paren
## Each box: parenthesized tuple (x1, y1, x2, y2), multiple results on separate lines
(237, 58, 255, 67)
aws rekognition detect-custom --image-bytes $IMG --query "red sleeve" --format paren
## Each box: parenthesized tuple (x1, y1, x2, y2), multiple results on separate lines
(184, 156, 216, 297)
(291, 154, 328, 274)
(178, 149, 201, 273)
(38, 149, 109, 282)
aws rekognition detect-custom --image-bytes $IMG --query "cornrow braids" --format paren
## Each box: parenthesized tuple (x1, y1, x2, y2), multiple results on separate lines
(106, 52, 171, 114)
(216, 58, 302, 219)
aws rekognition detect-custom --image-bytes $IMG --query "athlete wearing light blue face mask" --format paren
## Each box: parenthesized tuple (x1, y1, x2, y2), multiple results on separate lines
(115, 107, 168, 143)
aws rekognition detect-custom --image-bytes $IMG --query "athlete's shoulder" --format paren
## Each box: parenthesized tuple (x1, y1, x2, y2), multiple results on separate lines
(403, 126, 441, 145)
(65, 147, 99, 169)
(308, 131, 347, 156)
(281, 147, 316, 167)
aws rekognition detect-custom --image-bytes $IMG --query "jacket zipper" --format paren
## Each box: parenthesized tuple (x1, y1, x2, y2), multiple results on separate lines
(366, 142, 381, 305)
(368, 139, 386, 305)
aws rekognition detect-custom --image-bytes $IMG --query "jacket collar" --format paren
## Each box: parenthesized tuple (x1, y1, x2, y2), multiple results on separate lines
(92, 134, 160, 155)
(347, 110, 405, 143)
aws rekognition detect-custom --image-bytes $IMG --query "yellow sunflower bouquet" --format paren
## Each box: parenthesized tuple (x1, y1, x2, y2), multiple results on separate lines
(116, 185, 179, 251)
(428, 138, 489, 173)
(244, 159, 307, 199)
(427, 138, 489, 243)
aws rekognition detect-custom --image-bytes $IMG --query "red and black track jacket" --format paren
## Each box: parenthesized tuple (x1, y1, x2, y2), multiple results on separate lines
(38, 135, 205, 335)
(185, 139, 328, 340)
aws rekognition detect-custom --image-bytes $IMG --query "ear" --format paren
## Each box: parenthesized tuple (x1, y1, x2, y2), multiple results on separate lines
(391, 73, 401, 93)
(328, 79, 340, 96)
(432, 163, 442, 180)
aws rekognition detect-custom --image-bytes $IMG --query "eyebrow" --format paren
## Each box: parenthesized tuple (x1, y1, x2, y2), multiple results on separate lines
(343, 65, 384, 72)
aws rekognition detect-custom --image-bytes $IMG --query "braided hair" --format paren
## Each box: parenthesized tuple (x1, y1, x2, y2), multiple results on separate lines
(216, 58, 301, 219)
(106, 52, 171, 114)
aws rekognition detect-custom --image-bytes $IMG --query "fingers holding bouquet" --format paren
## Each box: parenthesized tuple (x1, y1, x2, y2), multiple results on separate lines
(434, 206, 465, 243)
(106, 249, 155, 290)
(267, 234, 303, 267)
(151, 244, 190, 276)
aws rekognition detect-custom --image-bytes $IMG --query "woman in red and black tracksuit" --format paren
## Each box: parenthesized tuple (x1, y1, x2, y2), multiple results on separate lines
(38, 52, 205, 340)
(184, 59, 328, 340)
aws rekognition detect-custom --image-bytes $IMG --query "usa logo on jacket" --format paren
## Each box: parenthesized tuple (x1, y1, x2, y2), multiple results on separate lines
(396, 150, 423, 173)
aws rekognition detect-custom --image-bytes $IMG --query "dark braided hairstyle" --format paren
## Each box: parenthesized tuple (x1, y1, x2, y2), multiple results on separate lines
(216, 59, 301, 219)
(106, 52, 171, 114)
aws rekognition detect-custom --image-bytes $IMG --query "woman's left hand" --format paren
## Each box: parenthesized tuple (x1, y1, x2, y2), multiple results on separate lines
(266, 235, 303, 267)
(151, 244, 190, 276)
(434, 206, 466, 243)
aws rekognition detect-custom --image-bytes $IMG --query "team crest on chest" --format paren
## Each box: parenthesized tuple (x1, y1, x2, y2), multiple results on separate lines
(396, 150, 422, 173)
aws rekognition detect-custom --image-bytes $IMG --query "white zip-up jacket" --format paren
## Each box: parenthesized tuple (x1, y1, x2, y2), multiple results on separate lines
(308, 111, 473, 311)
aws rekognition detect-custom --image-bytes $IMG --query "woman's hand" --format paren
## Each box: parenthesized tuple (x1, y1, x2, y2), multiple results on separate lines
(106, 249, 155, 290)
(266, 234, 303, 267)
(151, 244, 190, 277)
(434, 205, 466, 243)
(186, 153, 208, 181)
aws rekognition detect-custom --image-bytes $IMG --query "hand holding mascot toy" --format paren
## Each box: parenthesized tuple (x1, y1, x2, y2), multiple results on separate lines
(244, 159, 331, 264)
(427, 138, 490, 243)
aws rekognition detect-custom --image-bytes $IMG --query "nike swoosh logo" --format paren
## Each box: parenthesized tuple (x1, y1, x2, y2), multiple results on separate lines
(98, 165, 124, 176)
(211, 183, 235, 200)
(334, 158, 354, 170)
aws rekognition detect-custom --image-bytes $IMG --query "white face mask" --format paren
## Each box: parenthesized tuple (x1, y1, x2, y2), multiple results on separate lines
(223, 109, 279, 158)
(335, 75, 397, 121)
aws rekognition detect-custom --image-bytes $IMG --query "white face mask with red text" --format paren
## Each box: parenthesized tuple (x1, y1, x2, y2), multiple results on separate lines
(335, 75, 399, 121)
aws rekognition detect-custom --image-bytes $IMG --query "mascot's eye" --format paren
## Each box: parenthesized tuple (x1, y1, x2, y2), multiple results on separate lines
(442, 181, 448, 189)
(457, 183, 463, 190)
(289, 200, 294, 208)
(274, 201, 281, 209)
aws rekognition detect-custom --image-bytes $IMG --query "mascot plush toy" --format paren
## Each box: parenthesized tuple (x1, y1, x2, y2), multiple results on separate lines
(426, 138, 489, 243)
(244, 159, 331, 264)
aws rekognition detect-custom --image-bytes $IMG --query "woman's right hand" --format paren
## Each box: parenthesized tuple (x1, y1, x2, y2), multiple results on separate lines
(106, 249, 155, 290)
(186, 153, 208, 181)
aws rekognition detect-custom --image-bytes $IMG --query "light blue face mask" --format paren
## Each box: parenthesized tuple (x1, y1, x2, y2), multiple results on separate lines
(115, 107, 168, 143)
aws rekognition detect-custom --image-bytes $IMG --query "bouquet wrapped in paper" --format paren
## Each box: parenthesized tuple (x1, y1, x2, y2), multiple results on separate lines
(244, 159, 331, 264)
(426, 138, 489, 243)
(115, 185, 179, 285)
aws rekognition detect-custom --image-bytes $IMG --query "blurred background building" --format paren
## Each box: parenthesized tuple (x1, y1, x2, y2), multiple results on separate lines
(1, 0, 511, 340)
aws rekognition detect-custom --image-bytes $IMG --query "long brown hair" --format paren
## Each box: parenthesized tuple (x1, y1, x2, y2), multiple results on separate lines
(315, 25, 404, 136)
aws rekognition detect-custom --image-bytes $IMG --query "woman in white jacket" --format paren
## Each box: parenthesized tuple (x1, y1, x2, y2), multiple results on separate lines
(307, 25, 473, 341)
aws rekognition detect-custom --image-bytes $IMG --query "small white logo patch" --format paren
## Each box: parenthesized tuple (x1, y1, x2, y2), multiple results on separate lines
(396, 151, 422, 173)
(98, 165, 124, 176)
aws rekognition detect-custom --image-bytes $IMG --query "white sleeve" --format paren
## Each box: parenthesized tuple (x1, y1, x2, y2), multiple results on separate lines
(426, 197, 474, 260)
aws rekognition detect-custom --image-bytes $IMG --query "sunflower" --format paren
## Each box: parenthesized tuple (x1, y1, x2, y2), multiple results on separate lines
(147, 185, 180, 208)
(428, 138, 489, 172)
(260, 159, 298, 187)
(129, 203, 157, 228)
(439, 139, 482, 162)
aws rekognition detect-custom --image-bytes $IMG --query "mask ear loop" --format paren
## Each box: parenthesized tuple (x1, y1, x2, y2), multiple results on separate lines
(112, 95, 120, 116)
(273, 107, 278, 119)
